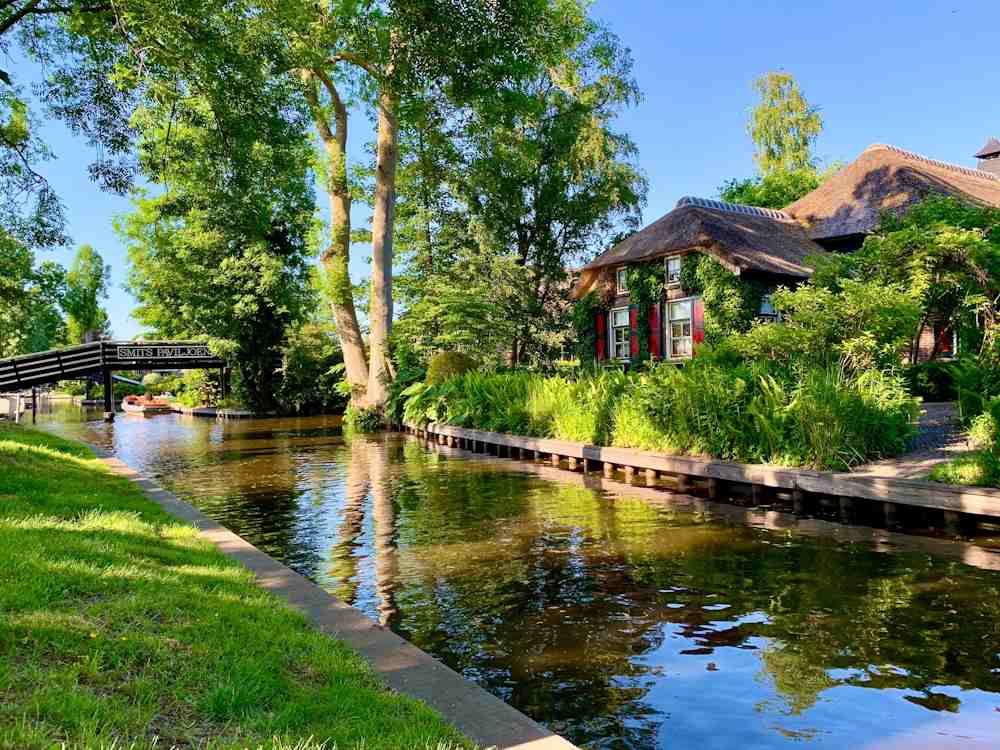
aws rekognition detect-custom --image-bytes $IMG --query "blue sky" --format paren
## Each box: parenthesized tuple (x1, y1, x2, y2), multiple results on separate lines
(15, 0, 1000, 339)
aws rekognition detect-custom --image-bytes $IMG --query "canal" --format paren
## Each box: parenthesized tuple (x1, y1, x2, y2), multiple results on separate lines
(36, 403, 1000, 749)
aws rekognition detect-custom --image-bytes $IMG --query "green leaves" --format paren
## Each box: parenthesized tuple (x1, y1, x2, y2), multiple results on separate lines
(749, 72, 823, 176)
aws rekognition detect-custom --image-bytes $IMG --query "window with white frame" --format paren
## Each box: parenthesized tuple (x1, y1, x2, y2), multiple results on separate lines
(667, 299, 693, 358)
(616, 267, 628, 294)
(610, 307, 630, 360)
(665, 256, 682, 286)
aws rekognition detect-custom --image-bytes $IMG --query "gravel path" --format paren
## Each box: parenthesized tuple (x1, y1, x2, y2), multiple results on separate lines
(851, 402, 969, 479)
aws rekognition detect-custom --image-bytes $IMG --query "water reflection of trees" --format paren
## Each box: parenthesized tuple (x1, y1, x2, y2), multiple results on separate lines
(321, 435, 1000, 749)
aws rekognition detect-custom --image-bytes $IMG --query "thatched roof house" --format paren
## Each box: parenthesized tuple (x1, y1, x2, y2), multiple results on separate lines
(578, 141, 1000, 364)
(573, 197, 823, 299)
(785, 144, 1000, 242)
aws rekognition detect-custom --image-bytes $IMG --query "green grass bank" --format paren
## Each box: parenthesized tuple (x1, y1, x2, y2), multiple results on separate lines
(0, 424, 469, 750)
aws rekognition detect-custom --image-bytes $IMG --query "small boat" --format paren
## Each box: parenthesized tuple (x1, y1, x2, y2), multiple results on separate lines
(121, 395, 173, 416)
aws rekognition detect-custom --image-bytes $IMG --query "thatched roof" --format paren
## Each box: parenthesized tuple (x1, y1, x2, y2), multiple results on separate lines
(974, 137, 1000, 159)
(784, 144, 1000, 239)
(572, 197, 824, 298)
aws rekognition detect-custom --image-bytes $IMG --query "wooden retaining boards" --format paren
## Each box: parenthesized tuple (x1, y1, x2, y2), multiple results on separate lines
(409, 422, 1000, 519)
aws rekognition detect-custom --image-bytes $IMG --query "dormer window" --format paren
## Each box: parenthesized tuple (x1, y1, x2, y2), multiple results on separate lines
(665, 256, 682, 287)
(616, 267, 628, 294)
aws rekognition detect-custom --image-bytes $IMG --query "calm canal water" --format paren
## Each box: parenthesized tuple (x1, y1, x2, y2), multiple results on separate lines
(36, 403, 1000, 749)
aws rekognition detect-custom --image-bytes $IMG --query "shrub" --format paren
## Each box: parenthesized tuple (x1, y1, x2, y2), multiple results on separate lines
(141, 372, 163, 387)
(904, 361, 957, 402)
(402, 357, 918, 470)
(426, 352, 478, 385)
(345, 404, 382, 432)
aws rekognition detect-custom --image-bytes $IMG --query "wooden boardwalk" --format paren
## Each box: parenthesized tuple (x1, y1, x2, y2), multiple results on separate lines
(404, 422, 1000, 534)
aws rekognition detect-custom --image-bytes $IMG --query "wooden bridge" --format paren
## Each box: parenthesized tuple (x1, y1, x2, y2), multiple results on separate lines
(0, 341, 226, 421)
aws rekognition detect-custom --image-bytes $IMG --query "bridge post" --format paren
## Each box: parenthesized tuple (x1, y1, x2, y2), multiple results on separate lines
(102, 369, 115, 422)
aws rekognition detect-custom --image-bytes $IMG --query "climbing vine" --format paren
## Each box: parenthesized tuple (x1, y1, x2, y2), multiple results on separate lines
(571, 290, 601, 363)
(679, 253, 769, 345)
(626, 262, 665, 366)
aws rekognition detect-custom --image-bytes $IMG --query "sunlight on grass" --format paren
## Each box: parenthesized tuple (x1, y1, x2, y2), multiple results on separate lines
(0, 425, 472, 750)
(929, 451, 1000, 488)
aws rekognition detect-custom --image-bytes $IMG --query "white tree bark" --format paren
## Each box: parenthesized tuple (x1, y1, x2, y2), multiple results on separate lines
(363, 89, 399, 409)
(302, 70, 370, 401)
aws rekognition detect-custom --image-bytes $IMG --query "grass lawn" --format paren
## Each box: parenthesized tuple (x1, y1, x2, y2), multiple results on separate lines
(929, 450, 1000, 488)
(0, 424, 470, 750)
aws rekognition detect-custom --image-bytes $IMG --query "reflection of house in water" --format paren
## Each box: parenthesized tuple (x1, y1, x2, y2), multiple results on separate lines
(575, 140, 1000, 364)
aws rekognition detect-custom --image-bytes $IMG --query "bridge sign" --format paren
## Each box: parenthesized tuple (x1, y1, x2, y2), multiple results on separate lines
(115, 344, 213, 361)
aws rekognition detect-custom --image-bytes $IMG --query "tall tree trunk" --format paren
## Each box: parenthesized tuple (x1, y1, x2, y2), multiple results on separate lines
(364, 89, 399, 409)
(302, 71, 369, 401)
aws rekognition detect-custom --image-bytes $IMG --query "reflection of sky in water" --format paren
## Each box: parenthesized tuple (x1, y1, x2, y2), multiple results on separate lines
(37, 403, 1000, 750)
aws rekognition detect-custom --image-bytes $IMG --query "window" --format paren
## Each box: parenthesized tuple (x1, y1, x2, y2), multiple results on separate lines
(616, 267, 628, 294)
(667, 299, 693, 358)
(610, 307, 630, 360)
(759, 294, 777, 319)
(666, 256, 682, 286)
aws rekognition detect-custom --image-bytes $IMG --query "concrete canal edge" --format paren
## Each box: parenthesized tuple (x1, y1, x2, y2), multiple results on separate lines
(91, 447, 577, 750)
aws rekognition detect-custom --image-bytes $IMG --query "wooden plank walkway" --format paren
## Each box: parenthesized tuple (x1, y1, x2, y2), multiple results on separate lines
(405, 422, 1000, 531)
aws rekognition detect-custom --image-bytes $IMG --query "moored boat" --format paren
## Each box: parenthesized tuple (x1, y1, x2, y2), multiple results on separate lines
(121, 395, 173, 416)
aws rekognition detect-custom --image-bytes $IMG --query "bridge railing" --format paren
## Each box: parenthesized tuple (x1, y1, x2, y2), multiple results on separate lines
(0, 341, 225, 392)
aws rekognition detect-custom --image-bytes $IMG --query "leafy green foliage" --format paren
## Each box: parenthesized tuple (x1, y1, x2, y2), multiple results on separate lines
(275, 317, 348, 416)
(734, 279, 921, 371)
(0, 231, 65, 356)
(679, 253, 768, 344)
(570, 291, 601, 364)
(903, 361, 958, 402)
(625, 262, 664, 365)
(403, 357, 918, 470)
(62, 244, 110, 343)
(390, 19, 646, 369)
(849, 197, 1000, 364)
(345, 405, 384, 433)
(0, 87, 66, 249)
(426, 352, 478, 385)
(118, 95, 315, 413)
(748, 72, 823, 175)
(930, 396, 1000, 487)
(718, 167, 823, 209)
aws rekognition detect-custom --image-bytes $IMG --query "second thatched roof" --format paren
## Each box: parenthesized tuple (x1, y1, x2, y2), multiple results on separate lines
(784, 143, 1000, 239)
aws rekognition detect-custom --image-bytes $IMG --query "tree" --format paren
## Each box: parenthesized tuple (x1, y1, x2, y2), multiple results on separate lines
(848, 197, 1000, 364)
(0, 86, 66, 249)
(748, 71, 823, 175)
(719, 168, 823, 209)
(716, 73, 826, 209)
(390, 21, 646, 367)
(63, 243, 109, 343)
(119, 93, 315, 412)
(0, 230, 65, 356)
(288, 0, 587, 409)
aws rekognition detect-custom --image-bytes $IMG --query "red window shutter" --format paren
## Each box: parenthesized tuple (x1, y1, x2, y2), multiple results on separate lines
(595, 311, 607, 361)
(692, 298, 705, 348)
(629, 305, 639, 358)
(648, 303, 661, 359)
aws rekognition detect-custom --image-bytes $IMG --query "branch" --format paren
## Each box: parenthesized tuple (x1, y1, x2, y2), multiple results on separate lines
(0, 0, 41, 37)
(330, 51, 378, 76)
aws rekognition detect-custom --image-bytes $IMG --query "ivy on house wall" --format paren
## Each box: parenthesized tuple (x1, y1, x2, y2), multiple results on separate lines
(626, 262, 665, 366)
(571, 290, 601, 363)
(679, 252, 769, 344)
